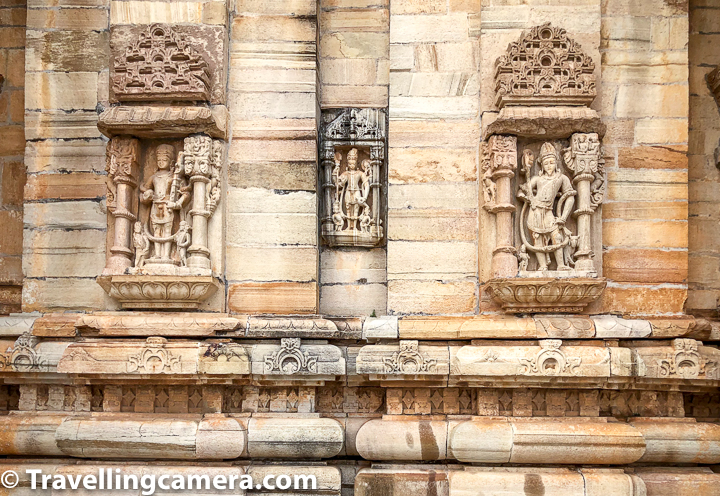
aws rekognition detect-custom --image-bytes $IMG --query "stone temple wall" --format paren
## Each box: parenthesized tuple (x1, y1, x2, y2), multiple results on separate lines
(0, 0, 719, 495)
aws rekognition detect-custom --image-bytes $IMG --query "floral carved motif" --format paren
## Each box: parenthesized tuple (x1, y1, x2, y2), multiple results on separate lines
(495, 23, 596, 108)
(263, 338, 318, 375)
(658, 339, 718, 380)
(127, 337, 181, 374)
(518, 339, 582, 376)
(485, 277, 606, 313)
(98, 275, 221, 310)
(113, 24, 211, 102)
(0, 332, 47, 372)
(383, 340, 437, 374)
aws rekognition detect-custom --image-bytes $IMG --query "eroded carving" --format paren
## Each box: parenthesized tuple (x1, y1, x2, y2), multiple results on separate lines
(321, 108, 386, 247)
(658, 339, 716, 380)
(127, 337, 181, 374)
(518, 339, 581, 376)
(0, 332, 47, 372)
(384, 340, 437, 374)
(264, 338, 318, 374)
(113, 24, 211, 102)
(494, 23, 596, 108)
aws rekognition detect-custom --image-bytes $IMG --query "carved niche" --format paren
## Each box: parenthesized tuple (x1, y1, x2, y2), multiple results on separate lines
(113, 24, 211, 102)
(483, 23, 606, 314)
(99, 24, 227, 310)
(494, 23, 596, 108)
(320, 108, 387, 247)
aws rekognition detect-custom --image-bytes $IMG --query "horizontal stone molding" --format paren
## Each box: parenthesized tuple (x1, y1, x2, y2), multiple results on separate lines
(356, 418, 720, 465)
(12, 313, 711, 341)
(485, 106, 606, 140)
(0, 414, 343, 461)
(97, 105, 230, 140)
(355, 466, 720, 496)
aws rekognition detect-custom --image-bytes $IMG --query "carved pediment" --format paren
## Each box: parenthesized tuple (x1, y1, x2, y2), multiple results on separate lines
(495, 23, 596, 108)
(323, 108, 386, 142)
(113, 24, 211, 102)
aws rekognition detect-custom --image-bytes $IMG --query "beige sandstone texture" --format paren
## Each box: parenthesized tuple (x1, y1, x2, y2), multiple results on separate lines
(0, 0, 718, 495)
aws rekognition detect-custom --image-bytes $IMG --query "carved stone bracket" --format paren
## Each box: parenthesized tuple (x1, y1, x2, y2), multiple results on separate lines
(97, 275, 221, 310)
(485, 277, 606, 313)
(708, 65, 720, 109)
(250, 339, 345, 380)
(356, 340, 450, 379)
(320, 108, 387, 247)
(98, 106, 229, 140)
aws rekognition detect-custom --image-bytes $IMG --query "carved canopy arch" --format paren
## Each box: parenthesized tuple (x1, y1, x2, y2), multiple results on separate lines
(494, 23, 596, 108)
(113, 24, 211, 102)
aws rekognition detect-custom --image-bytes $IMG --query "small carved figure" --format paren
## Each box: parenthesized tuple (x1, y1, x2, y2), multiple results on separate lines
(132, 221, 150, 268)
(518, 142, 576, 271)
(482, 169, 496, 205)
(139, 144, 189, 262)
(337, 148, 370, 232)
(175, 221, 191, 267)
(518, 245, 529, 272)
(332, 200, 344, 230)
(360, 204, 372, 233)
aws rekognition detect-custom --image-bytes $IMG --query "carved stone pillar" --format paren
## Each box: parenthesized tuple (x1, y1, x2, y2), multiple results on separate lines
(181, 135, 218, 271)
(104, 137, 140, 275)
(564, 133, 603, 273)
(482, 135, 518, 278)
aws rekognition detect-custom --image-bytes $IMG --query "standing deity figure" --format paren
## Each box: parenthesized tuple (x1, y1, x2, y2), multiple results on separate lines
(519, 142, 576, 271)
(337, 148, 370, 231)
(139, 144, 188, 262)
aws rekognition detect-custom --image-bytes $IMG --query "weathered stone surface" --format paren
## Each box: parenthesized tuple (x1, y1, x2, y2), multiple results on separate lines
(247, 417, 344, 459)
(399, 316, 537, 339)
(486, 106, 606, 139)
(592, 316, 652, 338)
(356, 418, 448, 461)
(75, 313, 243, 337)
(228, 282, 318, 314)
(363, 316, 398, 340)
(0, 315, 37, 337)
(632, 420, 720, 464)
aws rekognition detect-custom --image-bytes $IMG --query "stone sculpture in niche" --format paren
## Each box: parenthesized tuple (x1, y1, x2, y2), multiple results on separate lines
(321, 108, 386, 247)
(98, 23, 227, 309)
(484, 23, 606, 314)
(113, 24, 211, 102)
(517, 142, 577, 272)
(494, 22, 596, 108)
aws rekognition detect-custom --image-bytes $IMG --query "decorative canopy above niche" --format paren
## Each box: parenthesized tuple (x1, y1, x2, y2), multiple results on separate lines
(113, 24, 211, 102)
(494, 23, 597, 108)
(320, 108, 387, 248)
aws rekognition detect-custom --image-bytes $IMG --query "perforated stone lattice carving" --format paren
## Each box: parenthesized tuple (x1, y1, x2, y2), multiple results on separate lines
(495, 23, 597, 108)
(113, 24, 211, 102)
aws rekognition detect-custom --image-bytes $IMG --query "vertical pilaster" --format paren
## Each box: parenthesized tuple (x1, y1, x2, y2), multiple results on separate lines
(387, 0, 481, 315)
(317, 0, 390, 316)
(226, 0, 319, 314)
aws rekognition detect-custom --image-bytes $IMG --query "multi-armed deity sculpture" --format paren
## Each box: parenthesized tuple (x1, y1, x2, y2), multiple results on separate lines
(483, 23, 607, 313)
(98, 24, 227, 309)
(320, 108, 386, 247)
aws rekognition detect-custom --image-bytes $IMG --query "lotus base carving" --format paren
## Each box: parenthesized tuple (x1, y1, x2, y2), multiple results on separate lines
(98, 275, 221, 310)
(486, 277, 606, 314)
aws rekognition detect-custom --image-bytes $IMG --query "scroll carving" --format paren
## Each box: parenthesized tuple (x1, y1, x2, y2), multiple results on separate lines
(494, 23, 596, 108)
(321, 108, 386, 247)
(383, 340, 437, 374)
(127, 337, 181, 374)
(263, 338, 318, 375)
(113, 24, 211, 102)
